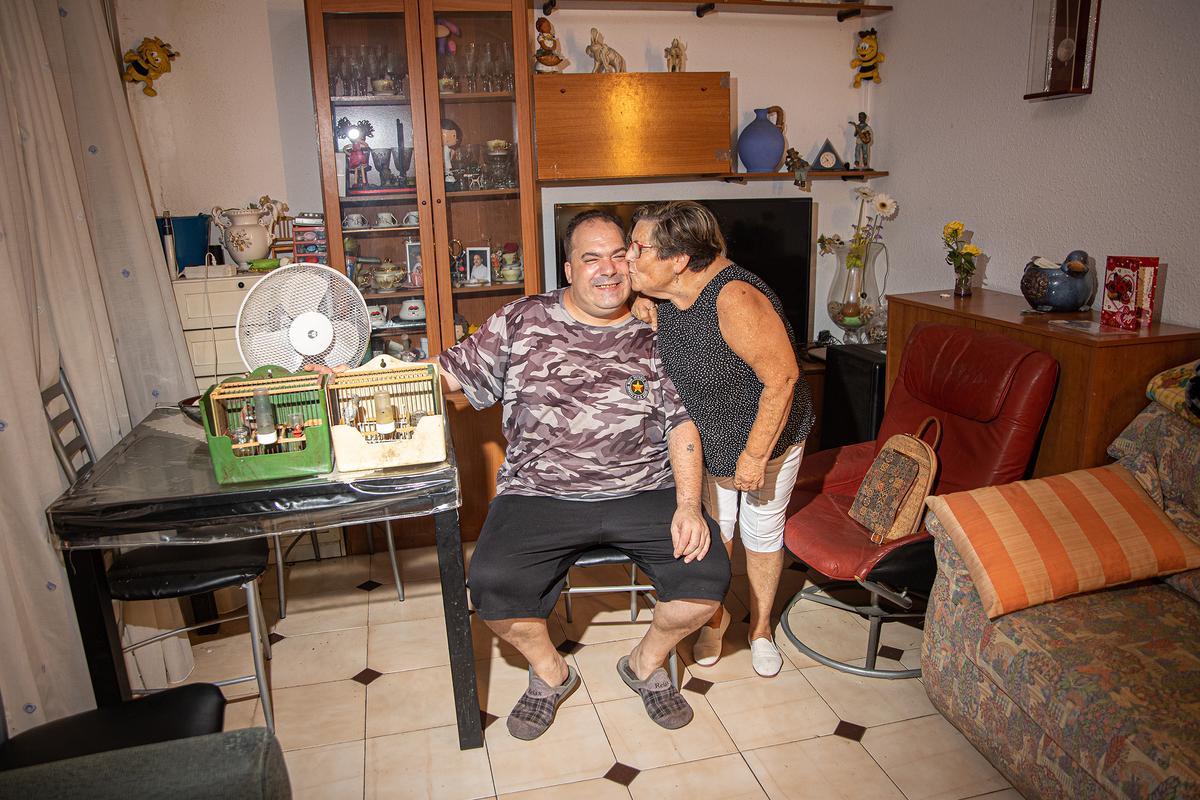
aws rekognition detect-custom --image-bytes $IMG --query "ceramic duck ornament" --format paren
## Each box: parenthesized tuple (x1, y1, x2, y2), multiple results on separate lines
(1020, 249, 1097, 312)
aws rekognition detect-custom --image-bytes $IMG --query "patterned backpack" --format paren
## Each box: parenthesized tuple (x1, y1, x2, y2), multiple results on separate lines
(849, 417, 941, 544)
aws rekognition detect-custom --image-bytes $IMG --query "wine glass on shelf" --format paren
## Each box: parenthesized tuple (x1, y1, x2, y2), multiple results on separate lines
(479, 43, 494, 93)
(327, 46, 345, 96)
(463, 43, 477, 94)
(500, 42, 514, 93)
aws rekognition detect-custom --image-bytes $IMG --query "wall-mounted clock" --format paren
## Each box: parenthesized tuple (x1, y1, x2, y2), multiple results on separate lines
(812, 139, 845, 171)
(1024, 0, 1101, 101)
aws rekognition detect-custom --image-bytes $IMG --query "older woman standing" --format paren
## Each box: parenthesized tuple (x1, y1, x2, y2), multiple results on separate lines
(627, 201, 814, 677)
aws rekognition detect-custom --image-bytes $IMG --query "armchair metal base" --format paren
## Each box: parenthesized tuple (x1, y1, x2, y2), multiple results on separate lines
(779, 580, 925, 680)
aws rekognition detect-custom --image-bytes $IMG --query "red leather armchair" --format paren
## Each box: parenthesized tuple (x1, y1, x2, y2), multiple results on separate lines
(781, 323, 1058, 678)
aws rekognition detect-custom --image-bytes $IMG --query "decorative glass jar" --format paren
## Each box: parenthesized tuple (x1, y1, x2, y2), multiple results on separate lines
(826, 241, 885, 344)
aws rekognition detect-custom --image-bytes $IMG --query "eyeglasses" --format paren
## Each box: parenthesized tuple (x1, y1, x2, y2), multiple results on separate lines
(626, 241, 658, 260)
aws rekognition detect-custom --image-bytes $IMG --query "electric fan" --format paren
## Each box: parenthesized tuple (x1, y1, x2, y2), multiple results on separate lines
(236, 263, 371, 371)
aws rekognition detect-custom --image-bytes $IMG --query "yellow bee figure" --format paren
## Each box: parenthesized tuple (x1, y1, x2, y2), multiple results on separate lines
(851, 28, 884, 87)
(122, 37, 179, 97)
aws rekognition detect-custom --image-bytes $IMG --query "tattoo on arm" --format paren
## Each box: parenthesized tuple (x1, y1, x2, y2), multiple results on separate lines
(686, 443, 695, 452)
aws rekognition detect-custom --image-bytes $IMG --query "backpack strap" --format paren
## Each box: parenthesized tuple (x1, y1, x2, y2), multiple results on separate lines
(914, 416, 942, 450)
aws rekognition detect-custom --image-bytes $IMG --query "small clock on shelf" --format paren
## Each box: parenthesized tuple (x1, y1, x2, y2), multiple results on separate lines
(812, 139, 845, 171)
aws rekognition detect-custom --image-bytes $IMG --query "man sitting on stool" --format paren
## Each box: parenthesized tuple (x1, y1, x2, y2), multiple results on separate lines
(437, 210, 729, 739)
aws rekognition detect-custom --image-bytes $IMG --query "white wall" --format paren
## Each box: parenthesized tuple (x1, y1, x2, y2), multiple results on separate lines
(873, 0, 1199, 325)
(117, 0, 322, 218)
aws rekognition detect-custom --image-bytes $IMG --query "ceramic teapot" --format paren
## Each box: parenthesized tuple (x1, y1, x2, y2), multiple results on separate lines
(212, 203, 277, 268)
(373, 260, 405, 292)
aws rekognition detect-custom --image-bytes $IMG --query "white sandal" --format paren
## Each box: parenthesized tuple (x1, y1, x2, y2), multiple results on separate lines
(693, 608, 730, 666)
(750, 637, 784, 677)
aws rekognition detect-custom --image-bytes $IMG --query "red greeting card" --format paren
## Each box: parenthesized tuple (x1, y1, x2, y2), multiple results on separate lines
(1101, 256, 1154, 331)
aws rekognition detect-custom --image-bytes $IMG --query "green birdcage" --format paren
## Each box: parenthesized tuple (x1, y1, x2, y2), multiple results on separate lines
(200, 365, 333, 484)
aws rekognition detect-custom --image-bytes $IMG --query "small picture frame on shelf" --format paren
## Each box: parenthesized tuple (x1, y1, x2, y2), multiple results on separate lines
(465, 247, 491, 285)
(405, 240, 423, 286)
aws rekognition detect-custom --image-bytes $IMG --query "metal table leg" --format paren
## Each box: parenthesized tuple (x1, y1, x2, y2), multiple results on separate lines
(66, 549, 130, 706)
(433, 509, 482, 749)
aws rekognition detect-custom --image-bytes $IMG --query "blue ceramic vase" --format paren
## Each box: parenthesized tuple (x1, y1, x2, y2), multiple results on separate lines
(1020, 250, 1098, 312)
(737, 106, 785, 172)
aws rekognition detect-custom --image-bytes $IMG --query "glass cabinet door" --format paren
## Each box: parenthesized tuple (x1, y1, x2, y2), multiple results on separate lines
(418, 1, 539, 350)
(309, 0, 443, 360)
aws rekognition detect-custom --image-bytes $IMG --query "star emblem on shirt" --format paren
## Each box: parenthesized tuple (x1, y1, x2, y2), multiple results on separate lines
(625, 376, 648, 399)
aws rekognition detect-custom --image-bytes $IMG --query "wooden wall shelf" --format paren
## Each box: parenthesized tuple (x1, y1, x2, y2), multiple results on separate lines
(537, 169, 887, 186)
(539, 1, 891, 21)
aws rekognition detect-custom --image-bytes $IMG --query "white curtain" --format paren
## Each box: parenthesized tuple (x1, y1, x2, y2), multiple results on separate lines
(0, 0, 196, 735)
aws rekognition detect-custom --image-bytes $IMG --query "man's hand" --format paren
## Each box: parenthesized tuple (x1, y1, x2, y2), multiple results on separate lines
(303, 363, 348, 375)
(631, 296, 658, 330)
(733, 450, 768, 492)
(671, 507, 710, 563)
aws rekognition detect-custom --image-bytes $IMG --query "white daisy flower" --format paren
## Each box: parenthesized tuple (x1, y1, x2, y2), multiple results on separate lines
(854, 186, 876, 201)
(873, 193, 897, 218)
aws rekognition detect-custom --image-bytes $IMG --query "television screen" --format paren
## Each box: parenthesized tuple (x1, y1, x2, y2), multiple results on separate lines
(551, 198, 814, 343)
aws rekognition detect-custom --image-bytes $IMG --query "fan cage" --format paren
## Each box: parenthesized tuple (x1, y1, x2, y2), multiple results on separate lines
(328, 362, 441, 445)
(208, 373, 326, 457)
(237, 263, 371, 372)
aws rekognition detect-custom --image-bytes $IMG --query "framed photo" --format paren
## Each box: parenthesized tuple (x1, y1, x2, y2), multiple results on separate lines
(405, 241, 422, 278)
(465, 247, 491, 285)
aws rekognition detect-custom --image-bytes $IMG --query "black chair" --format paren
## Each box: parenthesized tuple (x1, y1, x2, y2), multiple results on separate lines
(561, 546, 679, 687)
(0, 684, 225, 772)
(45, 368, 275, 730)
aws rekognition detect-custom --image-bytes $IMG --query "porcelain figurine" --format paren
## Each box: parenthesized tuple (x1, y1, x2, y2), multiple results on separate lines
(785, 147, 810, 190)
(1020, 249, 1097, 312)
(586, 28, 626, 73)
(849, 112, 873, 169)
(665, 38, 686, 72)
(533, 18, 566, 73)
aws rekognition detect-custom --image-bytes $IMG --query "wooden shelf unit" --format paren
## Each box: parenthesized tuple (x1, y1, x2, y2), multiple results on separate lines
(539, 1, 892, 21)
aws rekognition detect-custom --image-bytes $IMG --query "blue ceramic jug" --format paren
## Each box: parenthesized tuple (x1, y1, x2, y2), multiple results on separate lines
(737, 106, 785, 172)
(1020, 250, 1098, 312)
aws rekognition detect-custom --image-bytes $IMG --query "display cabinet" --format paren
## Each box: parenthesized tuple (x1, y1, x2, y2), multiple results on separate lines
(304, 0, 540, 541)
(304, 0, 540, 365)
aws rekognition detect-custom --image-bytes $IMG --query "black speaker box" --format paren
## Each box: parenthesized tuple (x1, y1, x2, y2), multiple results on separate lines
(821, 342, 887, 450)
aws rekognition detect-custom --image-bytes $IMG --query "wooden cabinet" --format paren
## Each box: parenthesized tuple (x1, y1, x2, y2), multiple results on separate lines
(887, 290, 1200, 477)
(172, 274, 264, 395)
(533, 72, 732, 181)
(304, 0, 541, 541)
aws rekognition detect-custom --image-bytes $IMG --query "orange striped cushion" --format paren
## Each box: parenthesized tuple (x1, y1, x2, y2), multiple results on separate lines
(926, 463, 1200, 618)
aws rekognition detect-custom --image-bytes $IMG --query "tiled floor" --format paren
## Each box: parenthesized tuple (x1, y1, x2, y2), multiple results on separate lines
(188, 545, 1018, 800)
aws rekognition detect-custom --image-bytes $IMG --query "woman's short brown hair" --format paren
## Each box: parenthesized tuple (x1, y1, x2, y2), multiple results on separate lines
(631, 201, 726, 271)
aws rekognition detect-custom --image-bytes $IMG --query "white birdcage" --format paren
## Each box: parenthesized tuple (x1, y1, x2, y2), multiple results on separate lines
(326, 355, 447, 472)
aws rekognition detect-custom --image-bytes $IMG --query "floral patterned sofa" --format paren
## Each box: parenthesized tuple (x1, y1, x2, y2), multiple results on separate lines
(922, 399, 1200, 799)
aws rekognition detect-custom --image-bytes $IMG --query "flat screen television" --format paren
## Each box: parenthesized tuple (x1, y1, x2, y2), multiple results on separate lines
(551, 198, 814, 344)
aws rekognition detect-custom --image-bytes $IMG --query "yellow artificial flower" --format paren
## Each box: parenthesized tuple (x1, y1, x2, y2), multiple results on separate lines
(943, 221, 965, 240)
(961, 243, 981, 256)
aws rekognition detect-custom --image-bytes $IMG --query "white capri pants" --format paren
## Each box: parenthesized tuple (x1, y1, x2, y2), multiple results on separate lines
(702, 443, 805, 553)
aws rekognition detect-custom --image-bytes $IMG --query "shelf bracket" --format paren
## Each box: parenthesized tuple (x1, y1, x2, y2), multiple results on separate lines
(840, 171, 867, 181)
(696, 3, 716, 18)
(722, 175, 747, 184)
(543, 0, 557, 15)
(836, 7, 862, 22)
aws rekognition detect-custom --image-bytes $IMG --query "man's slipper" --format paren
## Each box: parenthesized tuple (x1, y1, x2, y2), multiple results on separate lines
(506, 665, 580, 741)
(617, 655, 693, 730)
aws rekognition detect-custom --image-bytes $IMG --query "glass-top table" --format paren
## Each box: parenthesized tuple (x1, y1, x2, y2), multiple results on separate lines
(47, 407, 482, 749)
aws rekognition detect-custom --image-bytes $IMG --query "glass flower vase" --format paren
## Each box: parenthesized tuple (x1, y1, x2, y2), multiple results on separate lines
(827, 242, 884, 344)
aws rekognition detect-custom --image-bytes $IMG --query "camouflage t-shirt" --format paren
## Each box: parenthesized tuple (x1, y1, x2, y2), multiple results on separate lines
(437, 290, 691, 500)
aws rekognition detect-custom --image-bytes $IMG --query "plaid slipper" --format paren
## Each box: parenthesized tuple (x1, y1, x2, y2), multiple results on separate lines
(617, 655, 693, 730)
(506, 665, 579, 741)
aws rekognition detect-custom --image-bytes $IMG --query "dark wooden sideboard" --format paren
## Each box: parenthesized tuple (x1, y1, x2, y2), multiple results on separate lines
(886, 290, 1200, 477)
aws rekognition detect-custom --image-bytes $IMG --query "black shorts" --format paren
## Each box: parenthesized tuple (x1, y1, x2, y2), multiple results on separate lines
(468, 488, 731, 620)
